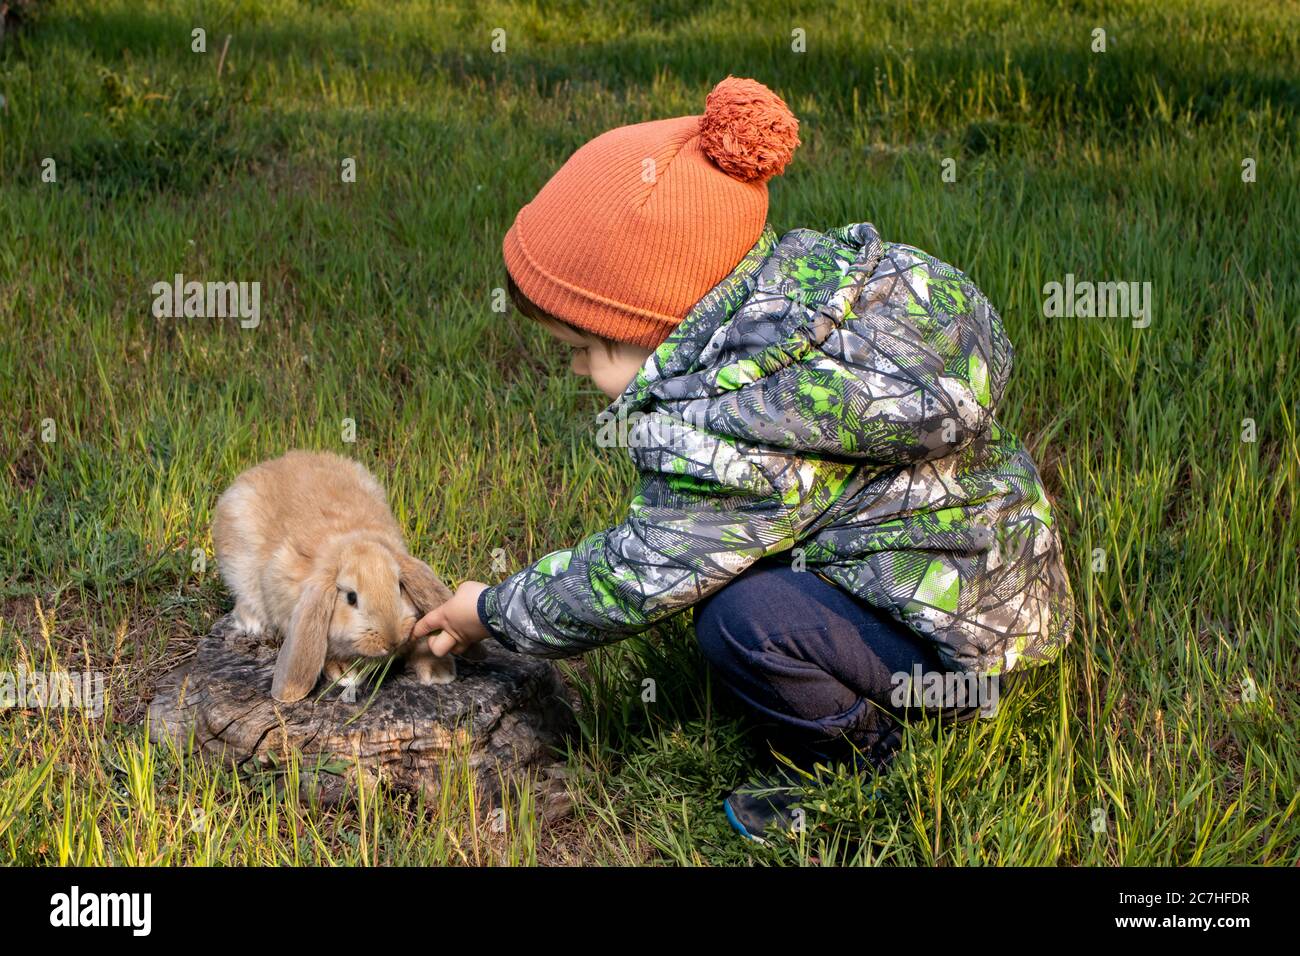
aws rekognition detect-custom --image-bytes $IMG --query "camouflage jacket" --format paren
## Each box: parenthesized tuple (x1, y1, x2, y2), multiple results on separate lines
(480, 223, 1074, 675)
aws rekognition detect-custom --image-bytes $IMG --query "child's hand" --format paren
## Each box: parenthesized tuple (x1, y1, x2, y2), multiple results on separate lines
(412, 581, 489, 657)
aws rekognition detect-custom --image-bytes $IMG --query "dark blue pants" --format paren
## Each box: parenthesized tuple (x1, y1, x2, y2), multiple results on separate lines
(694, 558, 992, 770)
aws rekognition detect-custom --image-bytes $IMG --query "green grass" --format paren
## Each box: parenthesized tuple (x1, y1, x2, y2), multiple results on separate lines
(1, 0, 1297, 865)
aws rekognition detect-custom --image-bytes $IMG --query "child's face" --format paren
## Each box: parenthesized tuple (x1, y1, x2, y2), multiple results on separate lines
(544, 322, 653, 399)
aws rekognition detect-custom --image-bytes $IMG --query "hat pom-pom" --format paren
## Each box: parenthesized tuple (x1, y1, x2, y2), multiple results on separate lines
(698, 76, 800, 184)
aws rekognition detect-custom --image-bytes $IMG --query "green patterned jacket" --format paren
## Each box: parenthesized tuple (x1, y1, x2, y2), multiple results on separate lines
(480, 223, 1074, 675)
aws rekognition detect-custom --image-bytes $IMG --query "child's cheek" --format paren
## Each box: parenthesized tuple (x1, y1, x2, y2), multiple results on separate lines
(570, 351, 590, 376)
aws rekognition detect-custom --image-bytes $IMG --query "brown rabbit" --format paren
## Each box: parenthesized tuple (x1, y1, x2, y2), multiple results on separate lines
(212, 450, 457, 703)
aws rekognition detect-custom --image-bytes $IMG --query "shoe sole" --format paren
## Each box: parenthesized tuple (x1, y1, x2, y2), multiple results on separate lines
(723, 798, 767, 845)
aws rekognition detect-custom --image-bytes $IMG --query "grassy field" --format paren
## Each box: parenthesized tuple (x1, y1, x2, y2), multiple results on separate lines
(1, 0, 1297, 866)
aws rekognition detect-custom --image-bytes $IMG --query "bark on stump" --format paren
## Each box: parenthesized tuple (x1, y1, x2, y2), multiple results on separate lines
(147, 614, 576, 808)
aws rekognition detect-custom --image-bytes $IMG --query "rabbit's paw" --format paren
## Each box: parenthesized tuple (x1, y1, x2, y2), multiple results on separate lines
(412, 655, 456, 686)
(234, 603, 266, 636)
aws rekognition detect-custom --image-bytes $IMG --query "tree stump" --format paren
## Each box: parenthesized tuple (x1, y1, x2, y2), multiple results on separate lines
(147, 614, 576, 808)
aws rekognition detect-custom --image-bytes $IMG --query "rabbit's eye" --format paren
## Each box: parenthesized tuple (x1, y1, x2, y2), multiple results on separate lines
(346, 591, 358, 606)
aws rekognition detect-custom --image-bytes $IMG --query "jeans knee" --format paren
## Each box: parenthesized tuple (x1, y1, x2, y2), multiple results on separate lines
(694, 596, 740, 669)
(693, 583, 769, 672)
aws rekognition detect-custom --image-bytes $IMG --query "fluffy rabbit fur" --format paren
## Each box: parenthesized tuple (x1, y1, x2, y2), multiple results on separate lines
(212, 450, 458, 703)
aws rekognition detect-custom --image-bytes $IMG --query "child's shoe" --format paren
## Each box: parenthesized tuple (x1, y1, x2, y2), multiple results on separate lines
(723, 773, 804, 843)
(724, 739, 892, 842)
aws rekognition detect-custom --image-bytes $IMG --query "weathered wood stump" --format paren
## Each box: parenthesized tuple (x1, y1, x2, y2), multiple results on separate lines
(147, 614, 576, 808)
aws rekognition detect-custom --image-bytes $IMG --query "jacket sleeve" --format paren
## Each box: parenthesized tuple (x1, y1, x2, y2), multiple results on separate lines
(478, 419, 855, 658)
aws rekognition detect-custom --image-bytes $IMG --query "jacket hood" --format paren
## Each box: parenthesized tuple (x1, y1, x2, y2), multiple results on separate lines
(611, 222, 1012, 462)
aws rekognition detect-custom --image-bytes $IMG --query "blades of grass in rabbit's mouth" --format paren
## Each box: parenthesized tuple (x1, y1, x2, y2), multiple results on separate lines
(314, 655, 398, 713)
(343, 656, 399, 725)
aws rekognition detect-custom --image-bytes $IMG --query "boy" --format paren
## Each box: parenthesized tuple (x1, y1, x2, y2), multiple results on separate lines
(414, 77, 1073, 840)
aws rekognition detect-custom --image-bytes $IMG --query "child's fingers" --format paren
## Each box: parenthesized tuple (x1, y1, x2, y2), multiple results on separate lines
(411, 609, 444, 639)
(427, 629, 460, 658)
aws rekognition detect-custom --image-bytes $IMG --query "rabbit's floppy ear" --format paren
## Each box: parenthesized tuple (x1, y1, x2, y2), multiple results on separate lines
(271, 575, 334, 703)
(396, 552, 454, 616)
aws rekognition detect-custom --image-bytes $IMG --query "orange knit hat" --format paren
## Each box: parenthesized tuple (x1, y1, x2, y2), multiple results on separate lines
(503, 77, 800, 348)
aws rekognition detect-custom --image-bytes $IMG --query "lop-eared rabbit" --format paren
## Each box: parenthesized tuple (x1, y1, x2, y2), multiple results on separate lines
(212, 450, 457, 703)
